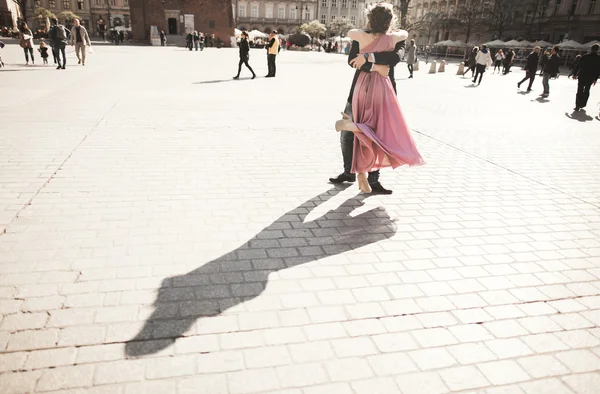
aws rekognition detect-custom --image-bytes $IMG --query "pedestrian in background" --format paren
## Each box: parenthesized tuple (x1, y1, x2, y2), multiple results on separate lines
(493, 49, 504, 73)
(473, 44, 492, 85)
(503, 48, 515, 74)
(518, 46, 540, 92)
(265, 30, 279, 78)
(193, 31, 199, 51)
(568, 54, 581, 78)
(233, 31, 256, 80)
(463, 46, 478, 77)
(406, 39, 416, 79)
(38, 39, 49, 65)
(572, 43, 600, 111)
(199, 33, 205, 50)
(70, 19, 91, 66)
(541, 46, 560, 98)
(48, 18, 68, 69)
(539, 49, 550, 76)
(19, 22, 34, 65)
(160, 30, 166, 46)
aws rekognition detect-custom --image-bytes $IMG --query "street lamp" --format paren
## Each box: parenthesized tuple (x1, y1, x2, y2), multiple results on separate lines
(296, 3, 309, 26)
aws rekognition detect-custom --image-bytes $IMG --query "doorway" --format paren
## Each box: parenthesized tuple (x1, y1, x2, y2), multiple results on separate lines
(168, 18, 177, 34)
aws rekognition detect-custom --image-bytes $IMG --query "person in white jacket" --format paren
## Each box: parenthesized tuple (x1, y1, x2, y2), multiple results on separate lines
(473, 44, 493, 85)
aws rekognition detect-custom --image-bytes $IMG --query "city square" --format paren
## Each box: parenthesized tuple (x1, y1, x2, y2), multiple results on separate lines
(1, 42, 600, 394)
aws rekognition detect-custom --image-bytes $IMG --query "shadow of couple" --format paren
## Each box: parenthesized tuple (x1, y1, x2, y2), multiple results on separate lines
(125, 185, 398, 357)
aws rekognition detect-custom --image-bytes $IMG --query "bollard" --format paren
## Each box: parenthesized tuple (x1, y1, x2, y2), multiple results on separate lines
(457, 62, 465, 75)
(428, 61, 437, 74)
(438, 60, 446, 73)
(414, 59, 419, 71)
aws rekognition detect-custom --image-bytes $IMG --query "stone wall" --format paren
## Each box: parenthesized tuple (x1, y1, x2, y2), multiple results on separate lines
(129, 0, 234, 45)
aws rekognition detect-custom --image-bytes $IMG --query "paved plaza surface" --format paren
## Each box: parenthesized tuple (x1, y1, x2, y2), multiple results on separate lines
(1, 44, 600, 393)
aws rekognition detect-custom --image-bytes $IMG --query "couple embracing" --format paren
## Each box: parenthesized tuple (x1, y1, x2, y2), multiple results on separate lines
(329, 3, 424, 194)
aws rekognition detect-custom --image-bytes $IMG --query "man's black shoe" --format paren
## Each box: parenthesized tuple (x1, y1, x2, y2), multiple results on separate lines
(329, 173, 356, 184)
(370, 182, 393, 195)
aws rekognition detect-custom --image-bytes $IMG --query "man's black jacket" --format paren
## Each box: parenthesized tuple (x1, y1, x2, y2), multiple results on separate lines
(573, 52, 600, 82)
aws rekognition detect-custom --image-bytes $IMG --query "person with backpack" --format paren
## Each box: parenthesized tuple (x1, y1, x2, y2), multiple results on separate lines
(48, 18, 68, 69)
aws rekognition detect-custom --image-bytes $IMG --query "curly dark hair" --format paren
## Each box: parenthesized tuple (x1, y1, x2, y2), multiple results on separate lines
(367, 3, 395, 34)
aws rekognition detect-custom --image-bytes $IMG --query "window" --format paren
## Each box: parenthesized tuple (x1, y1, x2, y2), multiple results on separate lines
(290, 7, 297, 18)
(589, 0, 596, 14)
(63, 0, 70, 9)
(321, 14, 326, 23)
(332, 0, 337, 7)
(239, 5, 246, 17)
(351, 0, 357, 8)
(95, 0, 100, 5)
(49, 0, 56, 7)
(266, 6, 273, 18)
(570, 0, 577, 14)
(305, 8, 310, 20)
(111, 0, 116, 6)
(322, 0, 328, 7)
(350, 15, 356, 24)
(77, 0, 83, 10)
(331, 14, 336, 21)
(342, 0, 347, 7)
(524, 10, 532, 23)
(34, 0, 41, 7)
(251, 5, 258, 18)
(124, 0, 128, 5)
(278, 7, 285, 18)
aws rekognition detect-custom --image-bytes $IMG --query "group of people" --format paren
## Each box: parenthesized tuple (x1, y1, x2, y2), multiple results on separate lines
(233, 30, 279, 79)
(19, 18, 91, 69)
(185, 31, 208, 51)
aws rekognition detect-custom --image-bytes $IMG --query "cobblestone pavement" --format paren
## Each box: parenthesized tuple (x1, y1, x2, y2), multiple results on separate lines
(1, 44, 600, 394)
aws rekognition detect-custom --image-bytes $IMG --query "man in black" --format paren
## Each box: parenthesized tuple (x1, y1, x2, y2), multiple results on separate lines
(48, 18, 68, 70)
(518, 46, 540, 92)
(542, 46, 560, 98)
(329, 39, 404, 195)
(572, 43, 600, 111)
(503, 48, 515, 75)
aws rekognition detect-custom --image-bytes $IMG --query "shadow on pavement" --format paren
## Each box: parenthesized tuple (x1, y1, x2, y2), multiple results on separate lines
(125, 185, 397, 357)
(194, 77, 257, 84)
(565, 110, 594, 122)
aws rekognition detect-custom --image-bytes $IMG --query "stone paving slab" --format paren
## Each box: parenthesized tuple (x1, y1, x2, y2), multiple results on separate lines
(0, 44, 599, 393)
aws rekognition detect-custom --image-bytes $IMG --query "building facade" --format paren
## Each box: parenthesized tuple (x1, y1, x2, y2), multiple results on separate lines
(0, 0, 20, 28)
(318, 0, 366, 32)
(90, 0, 131, 37)
(28, 0, 92, 29)
(234, 0, 318, 34)
(407, 0, 600, 46)
(129, 0, 234, 43)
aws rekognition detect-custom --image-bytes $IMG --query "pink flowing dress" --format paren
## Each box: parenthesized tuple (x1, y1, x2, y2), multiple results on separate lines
(352, 34, 425, 174)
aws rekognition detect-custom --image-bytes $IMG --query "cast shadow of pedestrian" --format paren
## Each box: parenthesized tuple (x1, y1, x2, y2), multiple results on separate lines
(125, 185, 397, 357)
(194, 77, 257, 84)
(534, 97, 550, 103)
(565, 110, 594, 122)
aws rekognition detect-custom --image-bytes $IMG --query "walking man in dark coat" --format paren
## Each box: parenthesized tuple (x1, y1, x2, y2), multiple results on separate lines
(518, 46, 540, 92)
(572, 43, 600, 111)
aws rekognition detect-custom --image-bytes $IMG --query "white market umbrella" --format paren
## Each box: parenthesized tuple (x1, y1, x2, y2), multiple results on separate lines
(515, 40, 533, 48)
(249, 29, 267, 39)
(503, 39, 521, 47)
(583, 40, 600, 49)
(484, 39, 506, 47)
(234, 28, 242, 37)
(534, 40, 553, 48)
(434, 40, 455, 46)
(556, 40, 583, 49)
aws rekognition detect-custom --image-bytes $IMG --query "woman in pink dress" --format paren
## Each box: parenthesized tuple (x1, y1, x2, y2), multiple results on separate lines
(335, 3, 424, 193)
